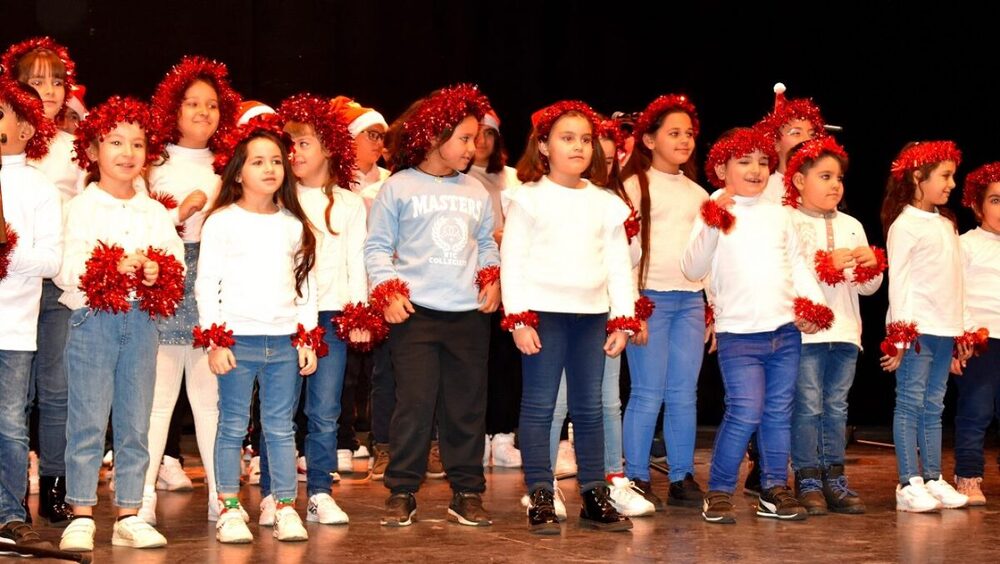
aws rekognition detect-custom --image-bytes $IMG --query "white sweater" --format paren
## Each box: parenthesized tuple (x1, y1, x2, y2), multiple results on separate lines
(147, 144, 221, 243)
(790, 207, 882, 347)
(467, 164, 521, 230)
(298, 184, 368, 311)
(352, 165, 389, 195)
(0, 155, 62, 350)
(196, 204, 318, 335)
(56, 184, 185, 311)
(30, 130, 84, 203)
(681, 192, 826, 334)
(959, 227, 1000, 335)
(760, 171, 785, 205)
(500, 176, 634, 318)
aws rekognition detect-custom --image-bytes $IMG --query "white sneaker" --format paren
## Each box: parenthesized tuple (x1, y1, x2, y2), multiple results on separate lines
(247, 456, 261, 485)
(216, 507, 253, 544)
(259, 494, 277, 526)
(332, 471, 341, 483)
(273, 506, 308, 541)
(307, 493, 349, 524)
(60, 517, 96, 552)
(608, 476, 656, 517)
(138, 490, 157, 525)
(28, 451, 39, 495)
(554, 441, 577, 476)
(112, 515, 167, 548)
(156, 455, 193, 491)
(896, 477, 942, 512)
(955, 475, 987, 506)
(337, 449, 354, 474)
(208, 497, 250, 523)
(353, 445, 371, 459)
(483, 435, 492, 467)
(925, 475, 969, 509)
(297, 455, 308, 482)
(490, 433, 522, 468)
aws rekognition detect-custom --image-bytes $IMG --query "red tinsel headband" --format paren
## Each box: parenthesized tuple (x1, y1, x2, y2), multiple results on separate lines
(890, 141, 962, 182)
(212, 117, 291, 174)
(782, 137, 849, 208)
(1, 36, 76, 90)
(757, 84, 825, 143)
(598, 118, 629, 152)
(704, 128, 778, 188)
(0, 77, 57, 160)
(962, 162, 1000, 210)
(150, 56, 242, 154)
(73, 96, 162, 174)
(396, 83, 492, 170)
(278, 93, 357, 187)
(529, 100, 600, 139)
(633, 94, 699, 139)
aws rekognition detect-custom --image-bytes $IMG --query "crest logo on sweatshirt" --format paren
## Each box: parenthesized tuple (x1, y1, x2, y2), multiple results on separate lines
(430, 216, 469, 266)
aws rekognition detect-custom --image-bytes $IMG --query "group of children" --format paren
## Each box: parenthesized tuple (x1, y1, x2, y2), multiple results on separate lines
(0, 36, 998, 555)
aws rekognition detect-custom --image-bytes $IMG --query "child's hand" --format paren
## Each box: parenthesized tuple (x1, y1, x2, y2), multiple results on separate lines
(851, 245, 878, 268)
(716, 190, 735, 211)
(705, 323, 718, 354)
(179, 189, 208, 222)
(794, 317, 822, 334)
(384, 295, 415, 324)
(630, 320, 648, 346)
(950, 357, 965, 376)
(141, 258, 159, 286)
(209, 347, 237, 375)
(956, 341, 973, 362)
(299, 347, 317, 376)
(477, 282, 501, 313)
(604, 331, 629, 358)
(349, 328, 371, 344)
(117, 253, 146, 275)
(829, 248, 856, 271)
(880, 350, 902, 372)
(513, 326, 541, 355)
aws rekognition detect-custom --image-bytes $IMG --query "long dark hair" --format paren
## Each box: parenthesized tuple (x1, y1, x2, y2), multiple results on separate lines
(514, 110, 608, 186)
(880, 143, 957, 239)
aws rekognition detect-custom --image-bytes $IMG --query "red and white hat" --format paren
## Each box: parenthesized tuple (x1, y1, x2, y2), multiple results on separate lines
(481, 109, 501, 131)
(237, 100, 276, 125)
(330, 95, 388, 137)
(66, 84, 87, 119)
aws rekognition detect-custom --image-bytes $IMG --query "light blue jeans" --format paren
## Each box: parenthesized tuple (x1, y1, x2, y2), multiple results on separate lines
(791, 342, 859, 471)
(893, 335, 953, 484)
(0, 350, 34, 523)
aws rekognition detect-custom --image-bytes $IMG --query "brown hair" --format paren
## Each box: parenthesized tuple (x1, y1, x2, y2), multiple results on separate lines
(514, 111, 608, 186)
(880, 143, 957, 238)
(285, 120, 340, 236)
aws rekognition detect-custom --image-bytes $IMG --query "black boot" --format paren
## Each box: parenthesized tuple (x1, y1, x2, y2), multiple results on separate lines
(579, 486, 632, 532)
(526, 488, 560, 535)
(38, 476, 74, 526)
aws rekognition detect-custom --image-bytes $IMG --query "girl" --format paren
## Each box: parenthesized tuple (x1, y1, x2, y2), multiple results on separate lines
(681, 127, 831, 524)
(330, 95, 389, 192)
(952, 162, 1000, 505)
(140, 55, 241, 526)
(194, 122, 321, 543)
(784, 137, 883, 515)
(56, 96, 184, 551)
(879, 141, 971, 512)
(620, 94, 709, 511)
(503, 100, 635, 534)
(365, 84, 500, 528)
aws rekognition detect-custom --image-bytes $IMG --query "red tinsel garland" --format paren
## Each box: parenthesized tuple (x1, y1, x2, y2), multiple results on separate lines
(370, 278, 411, 312)
(277, 93, 357, 188)
(704, 128, 778, 189)
(851, 246, 887, 285)
(1, 36, 76, 130)
(880, 321, 920, 357)
(334, 302, 390, 353)
(149, 192, 186, 237)
(74, 96, 162, 175)
(954, 328, 990, 359)
(529, 100, 600, 139)
(0, 224, 18, 281)
(890, 141, 962, 182)
(757, 96, 826, 144)
(150, 56, 241, 155)
(635, 296, 655, 321)
(633, 94, 699, 139)
(793, 297, 834, 331)
(78, 242, 132, 313)
(624, 207, 641, 244)
(192, 323, 235, 350)
(213, 118, 291, 174)
(607, 316, 641, 335)
(962, 162, 1000, 210)
(475, 265, 500, 291)
(701, 199, 735, 234)
(395, 84, 492, 171)
(500, 311, 539, 332)
(814, 250, 847, 286)
(705, 303, 715, 327)
(783, 137, 848, 208)
(0, 77, 57, 160)
(290, 323, 329, 358)
(135, 247, 185, 318)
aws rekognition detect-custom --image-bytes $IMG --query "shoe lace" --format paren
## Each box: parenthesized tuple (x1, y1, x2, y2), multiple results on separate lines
(828, 475, 857, 499)
(799, 477, 823, 493)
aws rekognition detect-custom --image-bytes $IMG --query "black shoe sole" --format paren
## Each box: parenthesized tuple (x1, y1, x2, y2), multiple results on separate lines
(529, 521, 561, 535)
(668, 495, 704, 508)
(579, 518, 633, 532)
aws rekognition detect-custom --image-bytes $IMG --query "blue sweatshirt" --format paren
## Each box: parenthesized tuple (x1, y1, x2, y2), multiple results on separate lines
(365, 168, 500, 312)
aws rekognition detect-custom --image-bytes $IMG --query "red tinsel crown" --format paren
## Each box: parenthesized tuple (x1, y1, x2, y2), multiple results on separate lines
(73, 96, 162, 174)
(150, 56, 242, 155)
(396, 83, 492, 170)
(704, 128, 778, 189)
(757, 98, 826, 142)
(0, 77, 57, 160)
(890, 141, 962, 182)
(1, 36, 76, 90)
(633, 94, 699, 140)
(529, 100, 600, 139)
(277, 93, 357, 187)
(782, 137, 849, 208)
(212, 117, 291, 175)
(597, 118, 629, 152)
(963, 162, 1000, 210)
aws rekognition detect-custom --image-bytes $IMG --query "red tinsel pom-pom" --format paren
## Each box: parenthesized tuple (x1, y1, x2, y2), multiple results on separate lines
(624, 208, 641, 244)
(192, 323, 236, 350)
(500, 311, 539, 332)
(705, 303, 715, 327)
(607, 316, 641, 335)
(954, 328, 990, 358)
(701, 199, 735, 234)
(793, 297, 834, 331)
(475, 265, 501, 291)
(880, 321, 920, 357)
(635, 296, 655, 321)
(814, 250, 847, 286)
(851, 246, 887, 286)
(291, 323, 329, 358)
(370, 278, 411, 312)
(79, 242, 132, 314)
(334, 302, 390, 353)
(135, 247, 185, 318)
(0, 223, 19, 281)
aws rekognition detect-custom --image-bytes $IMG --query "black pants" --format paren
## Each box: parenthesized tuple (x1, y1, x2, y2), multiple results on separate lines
(385, 305, 490, 494)
(339, 349, 373, 451)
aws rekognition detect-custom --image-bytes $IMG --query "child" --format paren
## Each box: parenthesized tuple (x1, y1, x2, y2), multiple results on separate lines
(61, 84, 86, 135)
(0, 77, 60, 551)
(195, 121, 321, 543)
(757, 83, 825, 205)
(56, 96, 184, 551)
(331, 95, 389, 192)
(784, 137, 883, 515)
(618, 94, 709, 511)
(681, 127, 832, 524)
(140, 55, 241, 525)
(503, 100, 635, 534)
(365, 84, 500, 528)
(879, 140, 972, 512)
(952, 162, 1000, 505)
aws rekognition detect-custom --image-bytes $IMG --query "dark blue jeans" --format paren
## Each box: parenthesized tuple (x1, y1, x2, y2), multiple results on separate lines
(1, 350, 34, 523)
(28, 279, 70, 476)
(954, 337, 1000, 478)
(791, 342, 859, 470)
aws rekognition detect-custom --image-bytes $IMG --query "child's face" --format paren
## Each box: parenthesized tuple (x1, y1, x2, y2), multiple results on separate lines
(94, 122, 147, 185)
(62, 108, 82, 134)
(914, 160, 957, 208)
(433, 115, 478, 172)
(287, 123, 330, 186)
(794, 156, 844, 213)
(541, 115, 593, 178)
(25, 63, 65, 121)
(980, 182, 1000, 235)
(0, 102, 31, 155)
(473, 125, 496, 165)
(717, 150, 770, 197)
(177, 80, 220, 148)
(777, 119, 816, 159)
(599, 138, 616, 175)
(644, 111, 694, 169)
(239, 138, 285, 198)
(355, 124, 385, 171)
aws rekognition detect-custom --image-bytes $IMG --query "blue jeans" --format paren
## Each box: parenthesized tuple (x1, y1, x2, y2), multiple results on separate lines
(260, 311, 347, 497)
(549, 355, 623, 476)
(708, 323, 801, 493)
(64, 307, 158, 508)
(28, 279, 70, 476)
(623, 290, 704, 482)
(893, 334, 953, 484)
(0, 351, 34, 523)
(215, 335, 302, 500)
(791, 342, 859, 471)
(954, 338, 1000, 477)
(520, 312, 607, 492)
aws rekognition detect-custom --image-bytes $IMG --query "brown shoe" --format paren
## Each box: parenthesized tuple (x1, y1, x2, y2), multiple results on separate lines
(426, 441, 446, 479)
(794, 468, 828, 516)
(0, 521, 55, 553)
(371, 443, 390, 481)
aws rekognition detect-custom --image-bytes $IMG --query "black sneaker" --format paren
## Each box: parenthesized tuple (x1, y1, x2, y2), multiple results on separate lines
(447, 492, 492, 527)
(629, 478, 664, 510)
(794, 468, 828, 515)
(668, 473, 705, 508)
(757, 485, 807, 520)
(701, 490, 736, 524)
(823, 465, 866, 514)
(579, 486, 632, 532)
(381, 492, 417, 527)
(526, 488, 561, 535)
(743, 459, 762, 496)
(0, 521, 55, 554)
(38, 476, 74, 527)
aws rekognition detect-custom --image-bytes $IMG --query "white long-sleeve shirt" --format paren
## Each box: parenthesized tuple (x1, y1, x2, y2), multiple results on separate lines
(790, 207, 882, 347)
(298, 184, 368, 311)
(500, 176, 635, 318)
(467, 164, 521, 231)
(960, 227, 1000, 336)
(196, 204, 318, 335)
(760, 171, 785, 205)
(0, 154, 63, 350)
(30, 130, 85, 203)
(886, 205, 967, 337)
(147, 144, 221, 243)
(681, 192, 826, 334)
(56, 184, 185, 311)
(352, 165, 389, 195)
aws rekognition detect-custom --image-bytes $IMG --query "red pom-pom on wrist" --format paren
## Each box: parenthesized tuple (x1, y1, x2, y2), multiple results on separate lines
(955, 328, 990, 358)
(607, 316, 641, 335)
(701, 199, 735, 233)
(291, 323, 329, 358)
(851, 246, 887, 286)
(334, 302, 390, 352)
(192, 323, 235, 350)
(635, 296, 655, 321)
(814, 250, 847, 286)
(880, 321, 920, 357)
(624, 208, 641, 244)
(135, 247, 185, 318)
(475, 265, 500, 291)
(705, 303, 715, 327)
(0, 223, 19, 282)
(79, 242, 132, 313)
(370, 278, 411, 312)
(500, 311, 539, 332)
(793, 297, 834, 331)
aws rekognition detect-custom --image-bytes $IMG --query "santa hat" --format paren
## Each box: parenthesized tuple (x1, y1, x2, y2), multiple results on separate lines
(330, 95, 388, 137)
(66, 84, 87, 119)
(481, 110, 501, 131)
(757, 82, 830, 141)
(237, 100, 276, 125)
